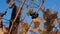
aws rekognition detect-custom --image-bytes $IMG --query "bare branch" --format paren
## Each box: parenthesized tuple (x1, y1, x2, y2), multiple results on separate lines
(8, 0, 26, 34)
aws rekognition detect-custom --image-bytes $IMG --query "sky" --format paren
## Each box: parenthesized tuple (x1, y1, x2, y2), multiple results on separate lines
(0, 0, 60, 34)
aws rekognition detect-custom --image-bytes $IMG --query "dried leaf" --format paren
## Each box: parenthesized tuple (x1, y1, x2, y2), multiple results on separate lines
(26, 9, 33, 16)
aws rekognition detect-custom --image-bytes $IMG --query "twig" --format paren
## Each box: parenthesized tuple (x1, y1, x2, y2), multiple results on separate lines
(8, 0, 26, 34)
(36, 0, 44, 14)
